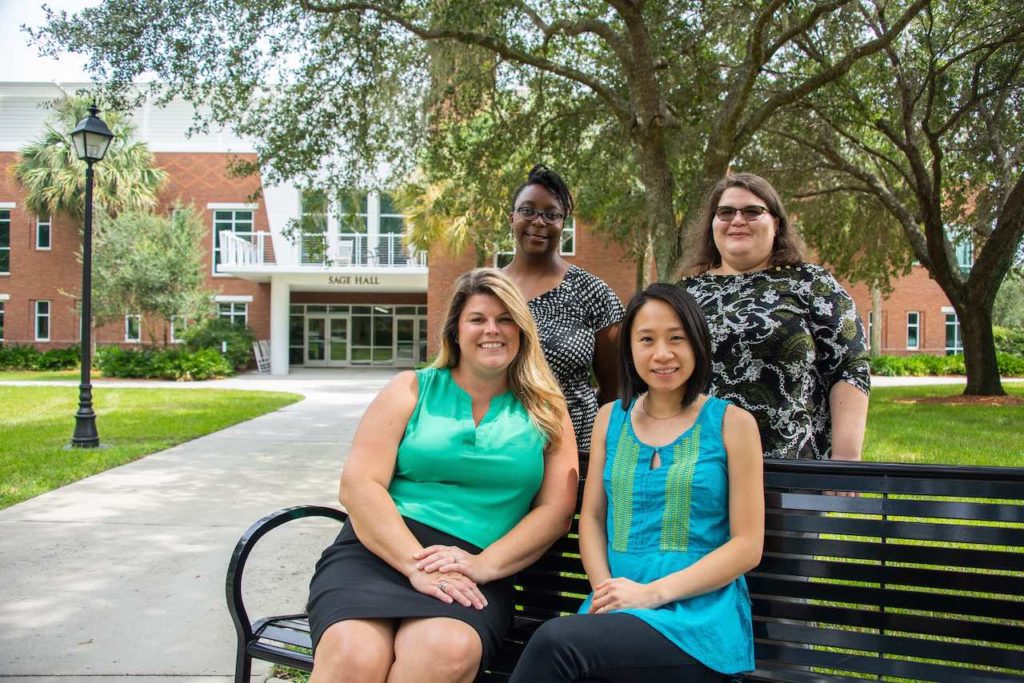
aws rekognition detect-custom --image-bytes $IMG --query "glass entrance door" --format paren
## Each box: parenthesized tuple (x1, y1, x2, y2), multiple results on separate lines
(395, 316, 417, 367)
(328, 315, 350, 365)
(306, 317, 327, 365)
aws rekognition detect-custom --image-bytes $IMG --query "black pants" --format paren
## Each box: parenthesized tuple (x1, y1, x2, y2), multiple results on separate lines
(508, 613, 725, 683)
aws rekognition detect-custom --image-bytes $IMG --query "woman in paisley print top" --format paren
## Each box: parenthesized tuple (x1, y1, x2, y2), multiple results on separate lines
(677, 173, 870, 460)
(503, 164, 625, 452)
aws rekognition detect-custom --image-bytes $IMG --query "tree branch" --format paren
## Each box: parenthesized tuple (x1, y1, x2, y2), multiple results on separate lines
(296, 0, 629, 117)
(737, 0, 929, 145)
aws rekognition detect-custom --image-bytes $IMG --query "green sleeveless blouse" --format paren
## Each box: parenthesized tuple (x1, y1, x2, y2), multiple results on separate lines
(389, 367, 547, 548)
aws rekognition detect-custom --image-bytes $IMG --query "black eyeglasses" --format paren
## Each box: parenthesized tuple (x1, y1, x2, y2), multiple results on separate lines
(715, 205, 772, 221)
(514, 206, 565, 223)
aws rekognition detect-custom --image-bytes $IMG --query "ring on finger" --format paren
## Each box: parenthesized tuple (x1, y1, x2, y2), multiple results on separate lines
(439, 580, 448, 593)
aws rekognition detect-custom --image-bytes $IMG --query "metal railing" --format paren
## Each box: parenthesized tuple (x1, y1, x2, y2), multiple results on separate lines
(216, 231, 426, 271)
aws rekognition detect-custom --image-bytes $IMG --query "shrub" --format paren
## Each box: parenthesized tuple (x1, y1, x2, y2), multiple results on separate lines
(994, 326, 1024, 356)
(181, 318, 256, 369)
(997, 352, 1024, 377)
(0, 344, 79, 371)
(95, 346, 233, 380)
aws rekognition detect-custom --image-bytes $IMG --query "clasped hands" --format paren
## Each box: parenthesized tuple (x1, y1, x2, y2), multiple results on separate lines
(409, 544, 489, 610)
(587, 577, 662, 614)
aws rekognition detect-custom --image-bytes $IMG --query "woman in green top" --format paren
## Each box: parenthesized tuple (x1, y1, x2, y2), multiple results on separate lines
(307, 268, 579, 683)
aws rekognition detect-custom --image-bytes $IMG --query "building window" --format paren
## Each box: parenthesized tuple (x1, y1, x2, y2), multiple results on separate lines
(125, 314, 142, 342)
(36, 216, 51, 250)
(337, 190, 370, 233)
(0, 209, 10, 274)
(0, 301, 5, 343)
(906, 311, 920, 350)
(212, 208, 254, 270)
(867, 311, 874, 350)
(35, 300, 50, 341)
(560, 217, 576, 255)
(945, 312, 963, 355)
(170, 315, 188, 343)
(218, 302, 248, 327)
(955, 239, 974, 274)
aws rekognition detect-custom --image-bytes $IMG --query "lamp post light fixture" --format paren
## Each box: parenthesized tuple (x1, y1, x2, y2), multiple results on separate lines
(69, 104, 113, 448)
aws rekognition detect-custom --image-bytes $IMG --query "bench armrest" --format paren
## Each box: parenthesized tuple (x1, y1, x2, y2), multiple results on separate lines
(225, 505, 348, 645)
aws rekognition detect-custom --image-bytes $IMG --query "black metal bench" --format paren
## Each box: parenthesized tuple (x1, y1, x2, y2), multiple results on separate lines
(226, 460, 1024, 682)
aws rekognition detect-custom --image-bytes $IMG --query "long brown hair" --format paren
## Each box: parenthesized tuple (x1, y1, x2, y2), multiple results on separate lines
(679, 172, 806, 276)
(434, 268, 566, 449)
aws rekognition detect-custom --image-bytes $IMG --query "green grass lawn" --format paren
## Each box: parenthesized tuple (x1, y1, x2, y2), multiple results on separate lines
(864, 384, 1024, 466)
(0, 385, 302, 509)
(0, 369, 85, 381)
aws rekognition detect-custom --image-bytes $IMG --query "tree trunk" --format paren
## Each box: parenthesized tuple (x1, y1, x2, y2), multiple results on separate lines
(870, 285, 883, 358)
(957, 301, 1005, 395)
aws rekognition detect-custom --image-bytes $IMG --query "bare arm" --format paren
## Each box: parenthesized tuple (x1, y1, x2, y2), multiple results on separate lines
(593, 324, 621, 406)
(339, 371, 421, 573)
(830, 381, 869, 461)
(591, 405, 765, 612)
(579, 403, 613, 590)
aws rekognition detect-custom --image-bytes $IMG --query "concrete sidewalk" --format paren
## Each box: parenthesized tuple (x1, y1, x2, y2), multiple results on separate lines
(0, 369, 399, 683)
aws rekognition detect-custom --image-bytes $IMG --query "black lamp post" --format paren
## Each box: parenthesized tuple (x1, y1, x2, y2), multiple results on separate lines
(70, 104, 113, 448)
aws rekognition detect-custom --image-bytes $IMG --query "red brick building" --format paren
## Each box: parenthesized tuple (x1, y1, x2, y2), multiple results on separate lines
(0, 82, 961, 374)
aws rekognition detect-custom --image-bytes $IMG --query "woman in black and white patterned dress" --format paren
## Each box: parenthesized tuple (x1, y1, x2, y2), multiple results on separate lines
(677, 173, 870, 460)
(503, 165, 625, 451)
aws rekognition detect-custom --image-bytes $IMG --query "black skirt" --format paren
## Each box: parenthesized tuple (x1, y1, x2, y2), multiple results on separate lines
(307, 516, 515, 672)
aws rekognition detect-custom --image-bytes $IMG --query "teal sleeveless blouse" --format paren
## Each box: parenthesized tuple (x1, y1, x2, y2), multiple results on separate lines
(389, 367, 547, 549)
(579, 396, 755, 674)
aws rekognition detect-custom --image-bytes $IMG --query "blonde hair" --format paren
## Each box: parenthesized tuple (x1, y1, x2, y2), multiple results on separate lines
(434, 268, 567, 449)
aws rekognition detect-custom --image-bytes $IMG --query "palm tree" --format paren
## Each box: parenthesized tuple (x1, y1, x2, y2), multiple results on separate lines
(13, 96, 166, 220)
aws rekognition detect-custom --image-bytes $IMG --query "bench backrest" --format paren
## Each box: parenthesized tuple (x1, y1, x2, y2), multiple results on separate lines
(509, 458, 1024, 682)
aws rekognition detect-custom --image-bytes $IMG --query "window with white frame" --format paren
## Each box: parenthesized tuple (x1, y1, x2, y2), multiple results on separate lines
(125, 314, 142, 342)
(906, 311, 920, 350)
(170, 315, 188, 343)
(945, 311, 963, 355)
(955, 239, 974, 273)
(867, 311, 874, 350)
(0, 301, 5, 343)
(0, 209, 10, 274)
(35, 300, 50, 341)
(212, 208, 254, 271)
(36, 216, 51, 250)
(218, 302, 248, 327)
(560, 217, 576, 255)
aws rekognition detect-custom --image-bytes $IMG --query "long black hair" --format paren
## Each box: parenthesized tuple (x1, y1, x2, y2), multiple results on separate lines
(618, 283, 712, 409)
(510, 163, 575, 216)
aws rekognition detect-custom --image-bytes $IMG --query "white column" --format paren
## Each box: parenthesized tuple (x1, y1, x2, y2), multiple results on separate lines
(270, 277, 291, 376)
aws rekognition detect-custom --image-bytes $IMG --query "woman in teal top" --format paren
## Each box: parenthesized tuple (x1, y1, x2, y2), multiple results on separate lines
(511, 283, 764, 682)
(307, 269, 578, 683)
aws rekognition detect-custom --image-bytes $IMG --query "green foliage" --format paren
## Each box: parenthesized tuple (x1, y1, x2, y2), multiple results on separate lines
(181, 317, 256, 370)
(0, 345, 79, 371)
(868, 353, 1024, 377)
(95, 346, 233, 380)
(34, 0, 929, 279)
(994, 326, 1024, 355)
(994, 276, 1024, 329)
(12, 95, 166, 220)
(0, 386, 302, 509)
(92, 205, 213, 329)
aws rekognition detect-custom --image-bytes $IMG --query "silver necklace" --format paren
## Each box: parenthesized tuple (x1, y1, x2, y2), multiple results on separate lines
(642, 395, 685, 421)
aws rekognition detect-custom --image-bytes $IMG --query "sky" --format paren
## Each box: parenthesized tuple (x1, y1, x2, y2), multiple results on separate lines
(0, 0, 97, 82)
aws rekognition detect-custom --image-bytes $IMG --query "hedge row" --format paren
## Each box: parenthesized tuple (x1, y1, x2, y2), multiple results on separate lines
(95, 346, 233, 381)
(869, 353, 1024, 377)
(0, 345, 80, 371)
(0, 343, 236, 380)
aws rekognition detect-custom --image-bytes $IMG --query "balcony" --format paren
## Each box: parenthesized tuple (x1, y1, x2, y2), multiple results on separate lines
(217, 231, 427, 271)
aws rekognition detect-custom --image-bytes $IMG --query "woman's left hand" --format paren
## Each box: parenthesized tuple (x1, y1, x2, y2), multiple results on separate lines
(414, 545, 490, 584)
(588, 577, 661, 613)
